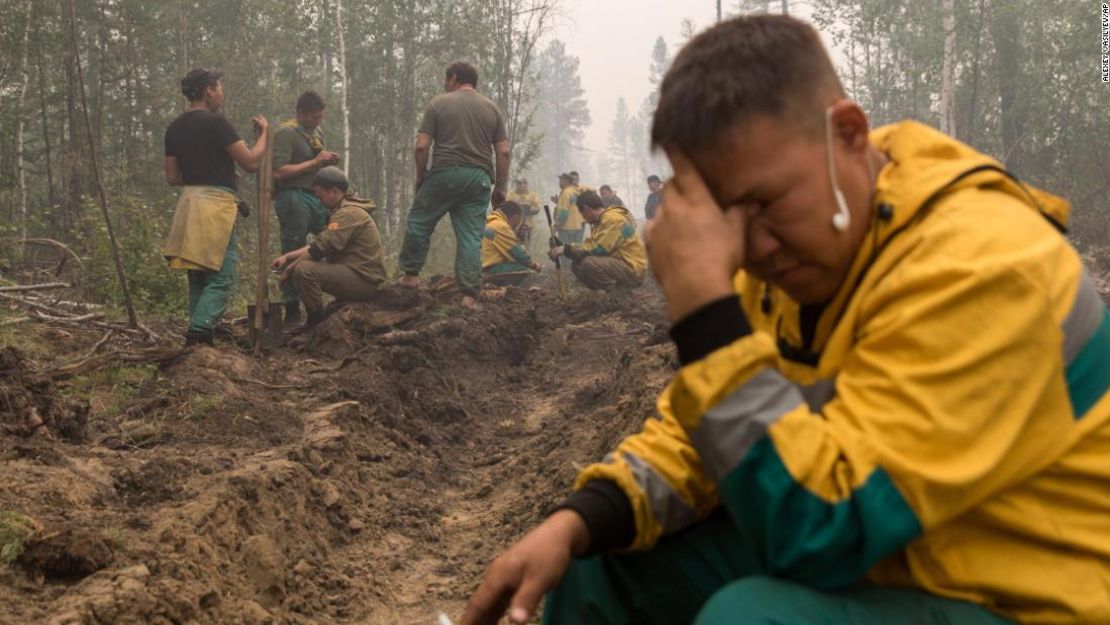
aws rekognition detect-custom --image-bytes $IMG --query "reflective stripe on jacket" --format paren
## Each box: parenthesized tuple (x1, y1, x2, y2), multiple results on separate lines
(574, 121, 1110, 624)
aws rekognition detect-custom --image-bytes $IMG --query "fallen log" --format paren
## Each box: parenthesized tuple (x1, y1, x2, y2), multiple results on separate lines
(0, 282, 70, 293)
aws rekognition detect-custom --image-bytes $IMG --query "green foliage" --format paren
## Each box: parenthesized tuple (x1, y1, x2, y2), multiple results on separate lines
(0, 511, 40, 565)
(77, 196, 181, 315)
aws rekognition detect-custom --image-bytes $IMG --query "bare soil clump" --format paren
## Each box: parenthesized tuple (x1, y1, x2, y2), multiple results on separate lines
(0, 277, 672, 624)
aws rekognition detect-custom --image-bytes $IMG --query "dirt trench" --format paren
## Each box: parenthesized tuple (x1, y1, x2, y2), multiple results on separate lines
(0, 281, 674, 624)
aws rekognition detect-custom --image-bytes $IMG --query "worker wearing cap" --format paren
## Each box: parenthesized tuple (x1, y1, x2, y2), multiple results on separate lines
(272, 167, 386, 329)
(549, 190, 645, 291)
(506, 177, 541, 243)
(482, 201, 542, 286)
(272, 91, 341, 327)
(163, 68, 269, 346)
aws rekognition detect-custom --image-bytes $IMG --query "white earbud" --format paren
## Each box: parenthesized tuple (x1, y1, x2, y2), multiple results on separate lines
(825, 107, 851, 233)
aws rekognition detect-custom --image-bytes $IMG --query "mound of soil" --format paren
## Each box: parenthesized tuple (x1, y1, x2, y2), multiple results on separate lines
(0, 277, 674, 623)
(0, 346, 89, 441)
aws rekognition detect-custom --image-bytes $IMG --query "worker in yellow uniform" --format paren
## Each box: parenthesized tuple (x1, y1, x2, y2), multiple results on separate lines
(481, 201, 542, 286)
(506, 177, 541, 243)
(548, 190, 645, 291)
(553, 173, 585, 244)
(461, 14, 1110, 625)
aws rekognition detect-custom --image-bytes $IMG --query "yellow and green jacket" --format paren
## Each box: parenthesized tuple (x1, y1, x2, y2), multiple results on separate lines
(482, 209, 533, 269)
(563, 206, 647, 279)
(563, 121, 1110, 624)
(556, 185, 585, 233)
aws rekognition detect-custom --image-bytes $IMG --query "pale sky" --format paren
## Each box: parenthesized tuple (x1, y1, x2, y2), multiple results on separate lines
(554, 1, 829, 156)
(556, 0, 721, 154)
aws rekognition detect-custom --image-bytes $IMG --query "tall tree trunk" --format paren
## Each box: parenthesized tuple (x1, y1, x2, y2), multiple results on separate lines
(334, 0, 351, 174)
(62, 10, 84, 227)
(37, 53, 56, 209)
(66, 0, 139, 328)
(990, 0, 1023, 173)
(15, 0, 33, 240)
(965, 0, 985, 144)
(781, 0, 788, 14)
(939, 0, 957, 136)
(178, 0, 190, 74)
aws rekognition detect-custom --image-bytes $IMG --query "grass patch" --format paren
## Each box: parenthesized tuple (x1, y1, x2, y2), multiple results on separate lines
(0, 511, 41, 566)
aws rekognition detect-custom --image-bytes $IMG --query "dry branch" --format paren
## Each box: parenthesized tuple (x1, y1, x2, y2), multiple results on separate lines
(0, 282, 70, 293)
(47, 347, 183, 380)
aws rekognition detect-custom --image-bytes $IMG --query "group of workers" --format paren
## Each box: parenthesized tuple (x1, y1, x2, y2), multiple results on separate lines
(163, 61, 646, 346)
(160, 13, 1110, 625)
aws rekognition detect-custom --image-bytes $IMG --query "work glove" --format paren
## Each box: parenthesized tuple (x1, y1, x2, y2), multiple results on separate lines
(548, 246, 565, 261)
(548, 234, 563, 247)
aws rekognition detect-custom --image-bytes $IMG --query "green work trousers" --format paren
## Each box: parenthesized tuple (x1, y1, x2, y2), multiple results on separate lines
(186, 227, 238, 333)
(399, 166, 492, 296)
(291, 260, 380, 315)
(543, 511, 1012, 625)
(483, 262, 530, 286)
(275, 188, 329, 304)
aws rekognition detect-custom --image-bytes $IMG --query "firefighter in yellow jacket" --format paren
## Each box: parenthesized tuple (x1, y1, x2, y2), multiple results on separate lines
(462, 15, 1110, 625)
(554, 173, 585, 244)
(482, 201, 541, 286)
(549, 190, 646, 291)
(272, 167, 386, 329)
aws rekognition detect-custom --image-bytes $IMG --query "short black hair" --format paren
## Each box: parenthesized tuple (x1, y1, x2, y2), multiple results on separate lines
(599, 184, 613, 193)
(296, 91, 326, 113)
(499, 201, 522, 218)
(181, 68, 223, 102)
(576, 190, 604, 210)
(652, 15, 844, 154)
(446, 61, 479, 88)
(646, 175, 661, 184)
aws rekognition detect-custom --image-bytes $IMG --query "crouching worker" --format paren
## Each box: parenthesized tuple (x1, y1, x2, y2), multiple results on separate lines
(461, 14, 1110, 625)
(482, 201, 542, 286)
(548, 190, 645, 291)
(272, 166, 386, 329)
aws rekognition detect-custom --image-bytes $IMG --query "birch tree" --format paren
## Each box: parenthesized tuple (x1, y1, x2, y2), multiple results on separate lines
(939, 0, 956, 136)
(333, 0, 351, 174)
(15, 0, 32, 240)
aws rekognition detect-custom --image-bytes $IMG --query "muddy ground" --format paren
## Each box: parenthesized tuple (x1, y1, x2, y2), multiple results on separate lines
(0, 276, 674, 625)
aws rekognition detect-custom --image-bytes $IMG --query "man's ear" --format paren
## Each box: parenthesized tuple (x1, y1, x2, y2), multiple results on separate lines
(828, 100, 870, 157)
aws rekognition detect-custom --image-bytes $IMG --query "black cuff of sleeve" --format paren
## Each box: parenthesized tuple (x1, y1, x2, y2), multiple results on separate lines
(308, 244, 325, 261)
(670, 295, 752, 366)
(554, 480, 636, 556)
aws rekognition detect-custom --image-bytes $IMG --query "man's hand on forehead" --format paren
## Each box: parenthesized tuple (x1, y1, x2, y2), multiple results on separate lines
(647, 149, 747, 323)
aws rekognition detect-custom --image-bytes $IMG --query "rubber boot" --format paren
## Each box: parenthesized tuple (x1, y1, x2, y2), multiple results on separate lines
(184, 328, 214, 347)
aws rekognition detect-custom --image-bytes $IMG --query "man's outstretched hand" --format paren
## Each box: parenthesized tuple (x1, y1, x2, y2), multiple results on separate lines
(460, 510, 589, 625)
(645, 150, 747, 323)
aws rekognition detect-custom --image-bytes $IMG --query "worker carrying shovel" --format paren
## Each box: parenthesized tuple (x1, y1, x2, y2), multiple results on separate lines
(459, 14, 1110, 625)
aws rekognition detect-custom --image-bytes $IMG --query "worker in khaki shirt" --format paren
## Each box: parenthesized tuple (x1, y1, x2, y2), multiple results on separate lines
(549, 189, 646, 291)
(506, 177, 541, 243)
(272, 166, 386, 329)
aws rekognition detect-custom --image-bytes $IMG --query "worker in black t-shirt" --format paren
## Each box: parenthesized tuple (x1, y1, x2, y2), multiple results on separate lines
(163, 68, 269, 346)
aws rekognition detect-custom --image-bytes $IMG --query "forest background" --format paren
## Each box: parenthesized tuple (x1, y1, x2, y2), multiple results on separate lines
(0, 0, 1105, 317)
